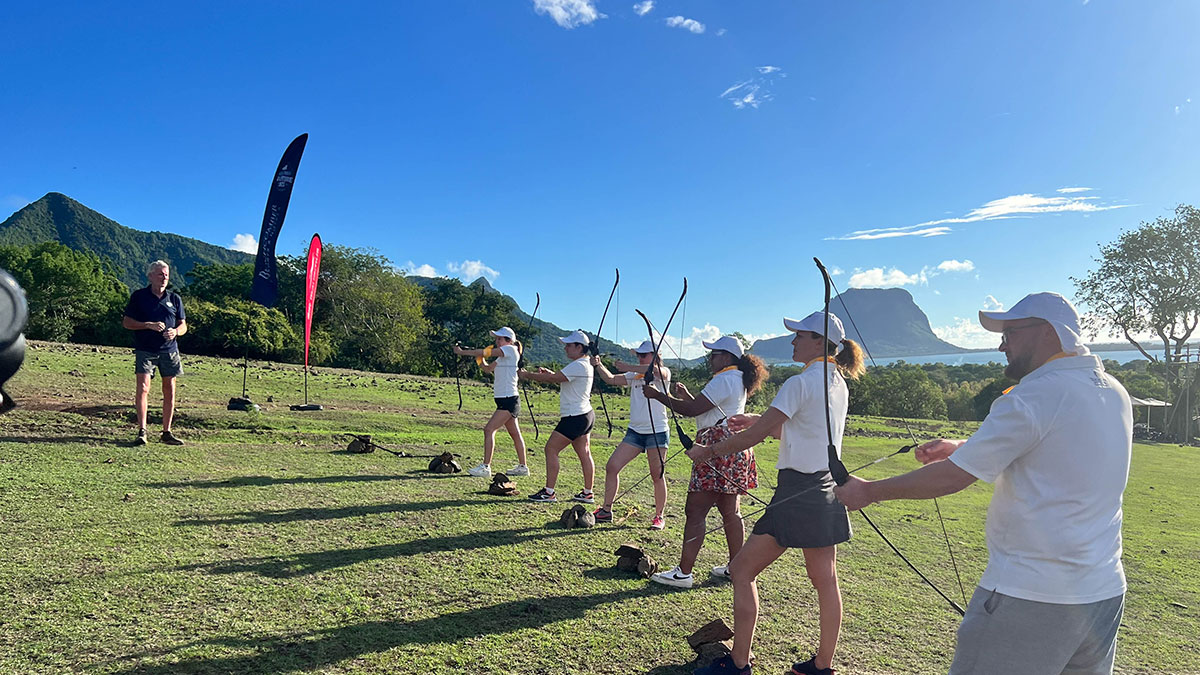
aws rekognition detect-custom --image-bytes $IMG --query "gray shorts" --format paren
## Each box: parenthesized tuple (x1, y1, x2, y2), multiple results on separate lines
(135, 349, 183, 378)
(950, 587, 1124, 675)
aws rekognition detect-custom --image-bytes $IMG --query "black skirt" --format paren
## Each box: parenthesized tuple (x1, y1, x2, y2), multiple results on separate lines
(752, 469, 851, 549)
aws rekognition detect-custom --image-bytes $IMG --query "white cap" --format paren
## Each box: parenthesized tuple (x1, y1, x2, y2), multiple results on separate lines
(702, 335, 744, 359)
(559, 330, 591, 346)
(490, 326, 516, 340)
(783, 311, 846, 345)
(978, 292, 1089, 356)
(632, 340, 655, 354)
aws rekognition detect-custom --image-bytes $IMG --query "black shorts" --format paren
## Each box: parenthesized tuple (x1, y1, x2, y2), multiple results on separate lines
(553, 411, 595, 441)
(752, 469, 851, 549)
(495, 396, 519, 417)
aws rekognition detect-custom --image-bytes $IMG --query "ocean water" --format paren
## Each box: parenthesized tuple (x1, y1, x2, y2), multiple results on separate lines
(781, 349, 1154, 368)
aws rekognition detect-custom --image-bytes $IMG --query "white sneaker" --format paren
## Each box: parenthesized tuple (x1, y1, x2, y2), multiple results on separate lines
(710, 564, 731, 580)
(507, 464, 530, 477)
(467, 463, 491, 477)
(650, 566, 694, 589)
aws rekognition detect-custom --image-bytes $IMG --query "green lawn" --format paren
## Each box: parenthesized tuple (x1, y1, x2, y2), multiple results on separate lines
(0, 343, 1195, 674)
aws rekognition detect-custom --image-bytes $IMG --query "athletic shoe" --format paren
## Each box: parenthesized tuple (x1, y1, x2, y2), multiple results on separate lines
(467, 463, 491, 477)
(528, 488, 557, 503)
(790, 656, 835, 674)
(571, 490, 595, 504)
(649, 566, 693, 589)
(161, 430, 184, 446)
(507, 464, 530, 477)
(592, 507, 613, 524)
(693, 654, 751, 674)
(133, 428, 148, 446)
(710, 564, 731, 580)
(650, 515, 665, 530)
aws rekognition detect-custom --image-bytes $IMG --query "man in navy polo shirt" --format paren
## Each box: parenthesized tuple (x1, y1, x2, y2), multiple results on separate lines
(122, 260, 188, 446)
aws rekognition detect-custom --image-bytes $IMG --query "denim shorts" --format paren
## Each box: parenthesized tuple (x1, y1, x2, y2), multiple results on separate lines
(621, 428, 669, 452)
(135, 349, 183, 377)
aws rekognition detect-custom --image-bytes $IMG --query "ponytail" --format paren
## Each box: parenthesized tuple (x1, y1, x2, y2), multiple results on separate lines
(834, 339, 866, 380)
(736, 353, 769, 395)
(514, 339, 523, 357)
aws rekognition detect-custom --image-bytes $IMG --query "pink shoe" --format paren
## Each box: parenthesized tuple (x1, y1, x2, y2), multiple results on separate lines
(650, 514, 665, 530)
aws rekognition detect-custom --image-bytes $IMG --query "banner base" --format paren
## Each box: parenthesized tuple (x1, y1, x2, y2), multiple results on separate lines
(290, 403, 323, 411)
(227, 397, 259, 412)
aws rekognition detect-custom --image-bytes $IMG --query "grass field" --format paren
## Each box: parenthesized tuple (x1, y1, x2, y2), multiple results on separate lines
(1, 342, 1196, 674)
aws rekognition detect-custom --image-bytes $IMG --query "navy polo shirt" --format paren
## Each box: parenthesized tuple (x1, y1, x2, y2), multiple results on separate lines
(124, 287, 186, 353)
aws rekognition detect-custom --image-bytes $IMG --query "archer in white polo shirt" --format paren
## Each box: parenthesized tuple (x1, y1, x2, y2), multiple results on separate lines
(835, 292, 1132, 675)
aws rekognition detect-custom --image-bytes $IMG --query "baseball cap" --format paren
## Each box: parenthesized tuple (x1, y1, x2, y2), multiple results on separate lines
(559, 330, 591, 346)
(632, 340, 655, 354)
(490, 326, 516, 340)
(783, 311, 846, 345)
(702, 335, 744, 358)
(978, 292, 1089, 356)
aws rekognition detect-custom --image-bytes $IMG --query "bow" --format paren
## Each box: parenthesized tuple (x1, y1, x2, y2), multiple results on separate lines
(454, 283, 487, 411)
(637, 278, 690, 481)
(587, 269, 619, 438)
(814, 257, 966, 616)
(519, 292, 541, 440)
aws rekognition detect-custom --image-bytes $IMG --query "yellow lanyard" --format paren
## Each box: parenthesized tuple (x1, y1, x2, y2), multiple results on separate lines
(801, 357, 836, 373)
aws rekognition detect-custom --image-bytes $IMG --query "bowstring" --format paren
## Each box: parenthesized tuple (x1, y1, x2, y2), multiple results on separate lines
(826, 274, 968, 609)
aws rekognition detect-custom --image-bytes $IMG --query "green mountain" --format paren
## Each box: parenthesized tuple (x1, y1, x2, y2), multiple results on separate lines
(0, 192, 253, 289)
(750, 287, 966, 362)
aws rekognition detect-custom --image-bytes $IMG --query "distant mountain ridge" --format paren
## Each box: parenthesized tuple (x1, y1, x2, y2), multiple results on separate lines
(750, 287, 966, 362)
(0, 192, 252, 289)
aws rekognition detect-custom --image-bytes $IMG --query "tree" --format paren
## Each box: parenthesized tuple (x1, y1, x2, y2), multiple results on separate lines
(1073, 204, 1200, 437)
(0, 242, 129, 344)
(420, 277, 520, 378)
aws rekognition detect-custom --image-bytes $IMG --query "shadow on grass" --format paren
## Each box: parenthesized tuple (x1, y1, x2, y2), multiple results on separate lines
(0, 434, 121, 445)
(112, 587, 652, 674)
(144, 474, 413, 489)
(172, 523, 590, 578)
(174, 496, 502, 526)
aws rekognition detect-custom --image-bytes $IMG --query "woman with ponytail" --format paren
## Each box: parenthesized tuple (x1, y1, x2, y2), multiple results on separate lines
(453, 326, 530, 478)
(687, 311, 865, 675)
(643, 335, 768, 590)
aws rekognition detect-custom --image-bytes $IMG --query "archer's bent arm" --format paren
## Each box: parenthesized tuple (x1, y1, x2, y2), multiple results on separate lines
(687, 406, 788, 463)
(590, 358, 628, 387)
(644, 385, 713, 417)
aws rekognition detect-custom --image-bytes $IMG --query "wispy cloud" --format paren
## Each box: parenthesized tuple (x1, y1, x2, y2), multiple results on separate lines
(401, 261, 439, 278)
(720, 66, 787, 110)
(830, 188, 1130, 241)
(229, 233, 258, 253)
(716, 28, 727, 36)
(933, 317, 999, 349)
(1176, 97, 1192, 115)
(533, 0, 604, 28)
(632, 1, 653, 16)
(757, 66, 781, 74)
(665, 15, 705, 33)
(447, 259, 500, 282)
(830, 266, 844, 276)
(849, 267, 927, 288)
(936, 259, 975, 273)
(982, 295, 1004, 311)
(1056, 187, 1092, 193)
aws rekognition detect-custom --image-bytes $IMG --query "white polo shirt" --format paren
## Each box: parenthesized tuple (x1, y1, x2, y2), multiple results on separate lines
(625, 366, 671, 435)
(491, 345, 519, 398)
(558, 357, 594, 417)
(697, 367, 746, 430)
(949, 354, 1131, 604)
(770, 359, 848, 473)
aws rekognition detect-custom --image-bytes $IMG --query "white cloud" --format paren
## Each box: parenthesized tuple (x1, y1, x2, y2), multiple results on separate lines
(982, 295, 1004, 311)
(936, 259, 975, 273)
(830, 189, 1130, 241)
(230, 233, 258, 253)
(401, 261, 439, 278)
(446, 259, 500, 282)
(848, 267, 928, 288)
(757, 65, 781, 74)
(533, 0, 604, 28)
(632, 1, 653, 16)
(720, 66, 787, 110)
(2, 194, 31, 211)
(716, 28, 727, 36)
(1056, 187, 1092, 193)
(830, 266, 844, 276)
(665, 15, 705, 33)
(933, 317, 999, 349)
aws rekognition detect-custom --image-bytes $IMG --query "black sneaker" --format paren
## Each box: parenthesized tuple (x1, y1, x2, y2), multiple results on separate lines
(592, 507, 613, 523)
(571, 490, 595, 504)
(161, 430, 184, 446)
(790, 657, 835, 674)
(133, 428, 148, 446)
(528, 488, 557, 503)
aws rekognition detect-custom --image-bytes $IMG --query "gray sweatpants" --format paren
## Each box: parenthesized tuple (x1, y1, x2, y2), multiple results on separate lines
(948, 587, 1124, 675)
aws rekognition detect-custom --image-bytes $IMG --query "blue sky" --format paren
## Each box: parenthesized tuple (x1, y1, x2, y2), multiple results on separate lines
(2, 1, 1197, 355)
